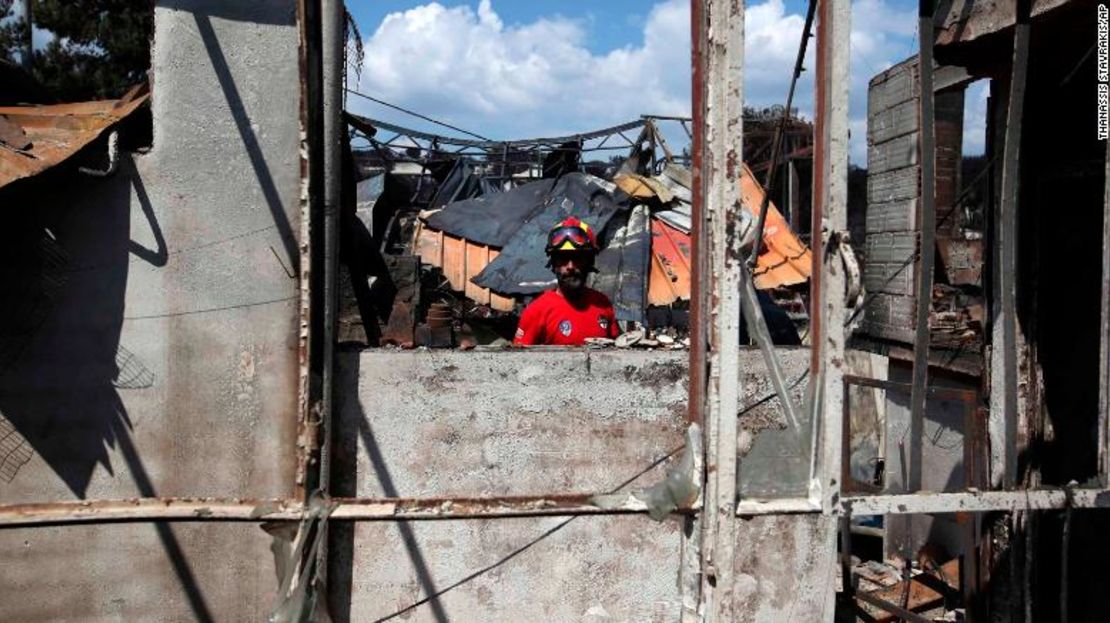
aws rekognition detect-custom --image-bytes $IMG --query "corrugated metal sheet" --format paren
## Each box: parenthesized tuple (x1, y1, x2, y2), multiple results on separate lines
(739, 163, 812, 289)
(0, 84, 149, 190)
(649, 218, 693, 306)
(416, 162, 811, 312)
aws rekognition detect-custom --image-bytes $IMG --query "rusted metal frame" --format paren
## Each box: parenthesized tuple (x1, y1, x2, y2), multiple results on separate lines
(696, 0, 745, 619)
(908, 0, 938, 494)
(840, 376, 978, 496)
(813, 0, 851, 512)
(1100, 138, 1110, 486)
(347, 112, 643, 150)
(12, 486, 1110, 528)
(842, 488, 1110, 515)
(990, 0, 1030, 489)
(0, 494, 695, 528)
(684, 1, 709, 617)
(294, 0, 324, 502)
(843, 374, 978, 403)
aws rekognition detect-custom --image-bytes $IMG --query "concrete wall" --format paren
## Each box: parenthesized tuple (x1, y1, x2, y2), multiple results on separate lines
(328, 348, 824, 622)
(882, 361, 979, 559)
(0, 2, 302, 620)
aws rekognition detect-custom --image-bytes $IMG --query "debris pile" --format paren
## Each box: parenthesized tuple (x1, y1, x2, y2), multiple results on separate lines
(341, 114, 815, 348)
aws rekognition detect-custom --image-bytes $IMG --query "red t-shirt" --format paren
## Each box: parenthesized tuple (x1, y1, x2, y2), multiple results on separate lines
(514, 288, 620, 346)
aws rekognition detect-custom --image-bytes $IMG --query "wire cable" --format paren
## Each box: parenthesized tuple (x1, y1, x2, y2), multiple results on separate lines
(345, 88, 492, 141)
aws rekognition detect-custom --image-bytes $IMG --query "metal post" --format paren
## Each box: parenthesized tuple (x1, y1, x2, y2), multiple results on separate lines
(697, 0, 744, 619)
(320, 0, 343, 493)
(683, 0, 709, 618)
(907, 0, 938, 493)
(991, 0, 1031, 488)
(813, 0, 851, 513)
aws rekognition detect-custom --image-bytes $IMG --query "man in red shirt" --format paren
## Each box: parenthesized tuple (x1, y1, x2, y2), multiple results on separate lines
(514, 217, 620, 346)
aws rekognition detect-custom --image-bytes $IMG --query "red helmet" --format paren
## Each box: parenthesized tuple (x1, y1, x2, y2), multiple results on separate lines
(545, 217, 599, 254)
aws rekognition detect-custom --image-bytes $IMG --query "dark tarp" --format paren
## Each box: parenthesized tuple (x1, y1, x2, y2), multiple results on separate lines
(427, 158, 499, 211)
(424, 177, 557, 247)
(591, 205, 650, 323)
(468, 173, 631, 295)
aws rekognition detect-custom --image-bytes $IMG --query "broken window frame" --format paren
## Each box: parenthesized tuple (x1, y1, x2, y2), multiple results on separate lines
(4, 2, 1110, 621)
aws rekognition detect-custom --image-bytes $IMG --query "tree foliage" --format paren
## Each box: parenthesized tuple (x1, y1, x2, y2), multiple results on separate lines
(0, 0, 152, 101)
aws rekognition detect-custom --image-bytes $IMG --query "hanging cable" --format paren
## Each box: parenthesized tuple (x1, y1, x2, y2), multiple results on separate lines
(748, 0, 818, 267)
(345, 88, 492, 141)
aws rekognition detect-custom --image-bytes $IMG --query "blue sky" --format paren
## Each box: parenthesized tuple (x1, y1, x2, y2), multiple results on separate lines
(346, 0, 988, 164)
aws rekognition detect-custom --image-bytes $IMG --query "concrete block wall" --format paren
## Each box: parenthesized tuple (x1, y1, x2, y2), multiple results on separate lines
(0, 2, 303, 620)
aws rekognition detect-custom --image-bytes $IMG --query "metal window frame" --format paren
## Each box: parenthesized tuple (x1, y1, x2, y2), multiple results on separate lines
(3, 2, 1110, 622)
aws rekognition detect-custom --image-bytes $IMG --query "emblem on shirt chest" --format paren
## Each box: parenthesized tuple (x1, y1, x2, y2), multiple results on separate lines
(558, 320, 573, 336)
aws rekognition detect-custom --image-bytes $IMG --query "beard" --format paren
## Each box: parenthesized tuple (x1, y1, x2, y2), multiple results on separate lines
(556, 269, 586, 293)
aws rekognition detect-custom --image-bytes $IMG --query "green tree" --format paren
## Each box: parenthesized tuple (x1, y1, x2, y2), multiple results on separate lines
(0, 0, 152, 101)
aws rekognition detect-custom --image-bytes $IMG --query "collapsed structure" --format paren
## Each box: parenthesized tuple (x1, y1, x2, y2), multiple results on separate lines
(0, 0, 1108, 622)
(339, 113, 813, 348)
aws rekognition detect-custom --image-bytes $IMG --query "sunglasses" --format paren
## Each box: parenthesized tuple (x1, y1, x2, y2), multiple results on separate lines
(548, 226, 592, 250)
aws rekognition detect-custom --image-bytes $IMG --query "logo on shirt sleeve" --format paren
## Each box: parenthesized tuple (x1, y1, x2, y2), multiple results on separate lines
(515, 327, 524, 339)
(558, 320, 573, 336)
(598, 316, 610, 331)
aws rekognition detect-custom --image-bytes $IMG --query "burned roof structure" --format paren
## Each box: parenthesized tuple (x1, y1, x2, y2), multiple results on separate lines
(343, 113, 813, 346)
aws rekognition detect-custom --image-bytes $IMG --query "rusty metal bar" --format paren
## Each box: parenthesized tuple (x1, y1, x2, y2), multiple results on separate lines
(814, 0, 851, 512)
(843, 375, 978, 403)
(908, 0, 938, 494)
(991, 0, 1031, 488)
(7, 487, 1110, 528)
(697, 0, 745, 619)
(688, 0, 708, 429)
(0, 494, 686, 528)
(681, 1, 709, 619)
(293, 0, 321, 501)
(843, 488, 1110, 515)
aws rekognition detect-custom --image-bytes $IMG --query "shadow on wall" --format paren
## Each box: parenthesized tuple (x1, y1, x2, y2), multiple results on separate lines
(0, 159, 215, 622)
(325, 352, 686, 622)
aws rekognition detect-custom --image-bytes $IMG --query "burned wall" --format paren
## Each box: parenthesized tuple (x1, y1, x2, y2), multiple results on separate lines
(327, 348, 824, 621)
(0, 1, 303, 620)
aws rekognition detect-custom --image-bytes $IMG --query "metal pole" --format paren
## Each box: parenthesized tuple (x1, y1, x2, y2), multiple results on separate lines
(992, 0, 1031, 488)
(697, 0, 745, 619)
(814, 0, 851, 513)
(907, 0, 938, 493)
(320, 0, 343, 494)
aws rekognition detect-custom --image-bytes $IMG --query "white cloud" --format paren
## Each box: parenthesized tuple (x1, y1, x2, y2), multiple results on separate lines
(962, 79, 990, 155)
(356, 0, 690, 139)
(352, 0, 919, 164)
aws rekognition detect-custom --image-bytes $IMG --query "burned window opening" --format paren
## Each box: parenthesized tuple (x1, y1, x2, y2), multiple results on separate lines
(338, 112, 815, 351)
